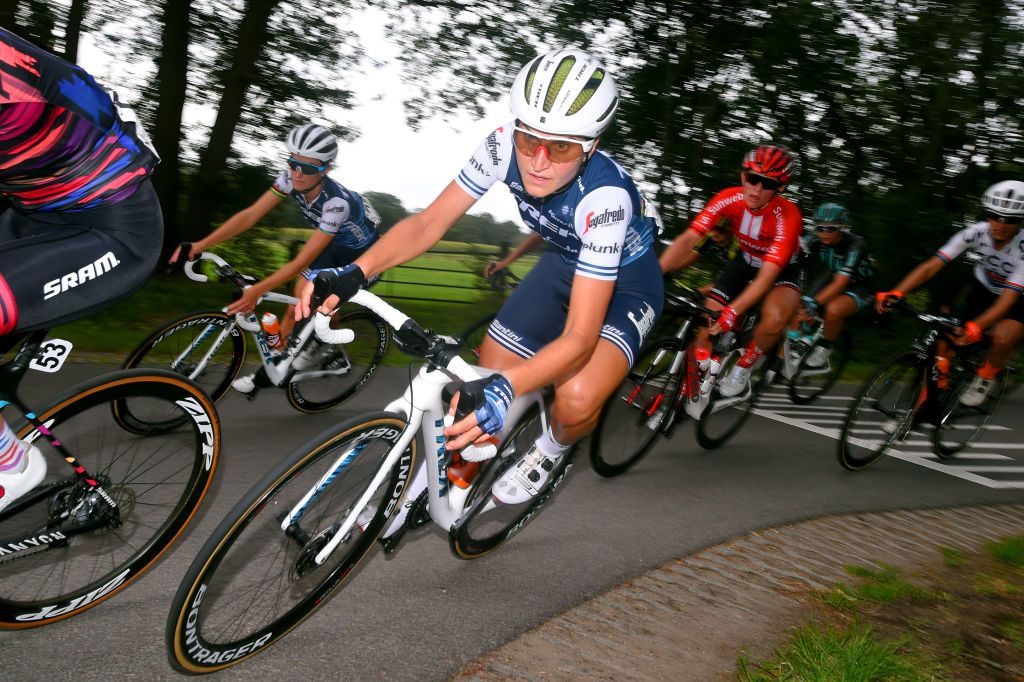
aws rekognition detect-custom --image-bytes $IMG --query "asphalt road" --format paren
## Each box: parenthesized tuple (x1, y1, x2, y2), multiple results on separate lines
(1, 362, 1022, 680)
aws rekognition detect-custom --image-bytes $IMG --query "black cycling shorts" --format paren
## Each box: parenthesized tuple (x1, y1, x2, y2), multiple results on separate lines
(954, 280, 1024, 326)
(708, 256, 804, 306)
(0, 180, 163, 334)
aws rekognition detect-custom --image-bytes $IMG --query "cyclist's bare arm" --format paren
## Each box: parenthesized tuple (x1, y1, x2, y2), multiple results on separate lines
(445, 274, 615, 451)
(170, 191, 282, 263)
(728, 261, 782, 318)
(812, 272, 852, 307)
(660, 229, 702, 273)
(876, 255, 945, 313)
(971, 288, 1021, 331)
(486, 233, 543, 276)
(225, 230, 332, 315)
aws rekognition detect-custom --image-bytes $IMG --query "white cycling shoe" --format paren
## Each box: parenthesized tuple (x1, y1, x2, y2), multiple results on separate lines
(959, 374, 996, 407)
(231, 373, 256, 395)
(717, 364, 752, 398)
(491, 446, 562, 505)
(806, 345, 831, 368)
(0, 443, 47, 513)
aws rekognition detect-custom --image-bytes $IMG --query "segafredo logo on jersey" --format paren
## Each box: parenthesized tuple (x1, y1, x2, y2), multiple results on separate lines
(485, 130, 501, 167)
(43, 251, 120, 300)
(583, 206, 625, 234)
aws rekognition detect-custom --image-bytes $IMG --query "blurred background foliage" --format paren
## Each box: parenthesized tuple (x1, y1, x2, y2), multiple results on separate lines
(4, 0, 1024, 292)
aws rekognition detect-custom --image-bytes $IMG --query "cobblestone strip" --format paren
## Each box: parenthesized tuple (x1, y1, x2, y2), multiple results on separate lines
(455, 504, 1024, 681)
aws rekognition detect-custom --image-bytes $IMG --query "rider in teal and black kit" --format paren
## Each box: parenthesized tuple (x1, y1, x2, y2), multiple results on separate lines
(798, 202, 874, 367)
(0, 27, 162, 511)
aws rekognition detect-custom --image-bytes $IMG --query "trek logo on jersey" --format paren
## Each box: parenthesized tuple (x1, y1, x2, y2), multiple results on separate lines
(583, 206, 625, 234)
(43, 252, 120, 300)
(627, 302, 657, 342)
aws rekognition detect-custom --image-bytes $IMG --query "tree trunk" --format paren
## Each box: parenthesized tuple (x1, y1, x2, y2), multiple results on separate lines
(62, 0, 86, 63)
(150, 0, 192, 253)
(182, 0, 280, 236)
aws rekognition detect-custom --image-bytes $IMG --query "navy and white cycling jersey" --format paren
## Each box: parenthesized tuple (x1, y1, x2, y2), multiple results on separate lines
(271, 171, 380, 251)
(936, 221, 1024, 296)
(455, 123, 657, 281)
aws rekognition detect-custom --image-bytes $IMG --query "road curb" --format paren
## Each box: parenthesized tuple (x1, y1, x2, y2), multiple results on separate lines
(455, 503, 1024, 681)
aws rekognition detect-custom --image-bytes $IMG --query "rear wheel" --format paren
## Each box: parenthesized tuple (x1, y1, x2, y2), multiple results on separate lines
(788, 331, 852, 405)
(932, 363, 1008, 458)
(286, 310, 389, 413)
(0, 370, 219, 628)
(120, 310, 244, 430)
(589, 338, 684, 477)
(837, 351, 924, 471)
(451, 404, 574, 559)
(166, 413, 414, 673)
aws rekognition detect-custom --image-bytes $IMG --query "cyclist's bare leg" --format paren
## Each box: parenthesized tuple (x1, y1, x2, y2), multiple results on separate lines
(753, 285, 801, 352)
(477, 335, 628, 445)
(823, 294, 858, 341)
(699, 297, 724, 352)
(276, 279, 305, 349)
(984, 318, 1024, 371)
(548, 339, 630, 445)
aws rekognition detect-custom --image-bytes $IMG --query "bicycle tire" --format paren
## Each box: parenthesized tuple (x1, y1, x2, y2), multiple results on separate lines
(788, 331, 852, 405)
(455, 312, 497, 364)
(0, 369, 219, 628)
(286, 310, 389, 413)
(695, 351, 771, 450)
(932, 364, 1008, 458)
(450, 405, 575, 559)
(166, 412, 415, 674)
(120, 310, 245, 429)
(837, 351, 924, 471)
(589, 338, 685, 477)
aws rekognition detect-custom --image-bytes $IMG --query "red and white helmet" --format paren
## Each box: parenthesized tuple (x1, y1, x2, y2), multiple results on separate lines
(741, 144, 797, 184)
(982, 180, 1024, 218)
(509, 48, 619, 139)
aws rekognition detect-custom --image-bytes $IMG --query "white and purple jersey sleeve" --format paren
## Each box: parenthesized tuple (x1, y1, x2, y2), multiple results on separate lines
(572, 187, 633, 280)
(455, 126, 515, 200)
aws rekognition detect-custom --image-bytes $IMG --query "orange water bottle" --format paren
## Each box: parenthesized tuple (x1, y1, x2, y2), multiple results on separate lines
(260, 312, 281, 348)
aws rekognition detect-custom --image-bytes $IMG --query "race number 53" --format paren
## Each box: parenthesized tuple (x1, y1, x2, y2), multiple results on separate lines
(30, 339, 73, 373)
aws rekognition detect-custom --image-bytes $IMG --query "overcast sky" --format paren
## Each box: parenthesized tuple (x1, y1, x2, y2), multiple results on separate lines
(79, 6, 525, 227)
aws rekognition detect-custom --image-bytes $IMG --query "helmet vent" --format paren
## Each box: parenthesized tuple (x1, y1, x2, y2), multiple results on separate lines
(566, 69, 605, 116)
(544, 56, 578, 113)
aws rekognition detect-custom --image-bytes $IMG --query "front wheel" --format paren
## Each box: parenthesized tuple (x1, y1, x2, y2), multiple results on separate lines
(788, 331, 852, 405)
(286, 310, 390, 413)
(0, 370, 219, 628)
(451, 404, 574, 559)
(695, 352, 771, 450)
(837, 351, 924, 471)
(589, 338, 685, 477)
(166, 413, 415, 674)
(120, 310, 245, 430)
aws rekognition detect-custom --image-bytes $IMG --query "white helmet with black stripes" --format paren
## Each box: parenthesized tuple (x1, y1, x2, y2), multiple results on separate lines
(510, 48, 619, 139)
(982, 180, 1024, 218)
(285, 123, 338, 163)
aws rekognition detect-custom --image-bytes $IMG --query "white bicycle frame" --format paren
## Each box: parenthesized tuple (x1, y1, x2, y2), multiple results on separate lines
(177, 252, 355, 385)
(280, 289, 546, 567)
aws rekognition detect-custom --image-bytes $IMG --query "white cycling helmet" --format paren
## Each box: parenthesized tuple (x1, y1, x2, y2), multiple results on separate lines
(509, 48, 619, 139)
(982, 180, 1024, 218)
(285, 123, 338, 163)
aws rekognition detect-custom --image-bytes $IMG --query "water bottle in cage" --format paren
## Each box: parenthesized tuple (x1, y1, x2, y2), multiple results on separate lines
(261, 312, 281, 348)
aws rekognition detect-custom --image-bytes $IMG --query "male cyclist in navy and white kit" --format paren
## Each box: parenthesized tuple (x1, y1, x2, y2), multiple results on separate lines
(171, 123, 380, 394)
(299, 48, 663, 507)
(876, 181, 1024, 407)
(0, 28, 162, 511)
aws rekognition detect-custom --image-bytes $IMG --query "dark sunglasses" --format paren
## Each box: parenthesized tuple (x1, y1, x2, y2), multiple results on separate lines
(986, 211, 1023, 225)
(815, 224, 842, 233)
(287, 157, 329, 175)
(742, 172, 782, 192)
